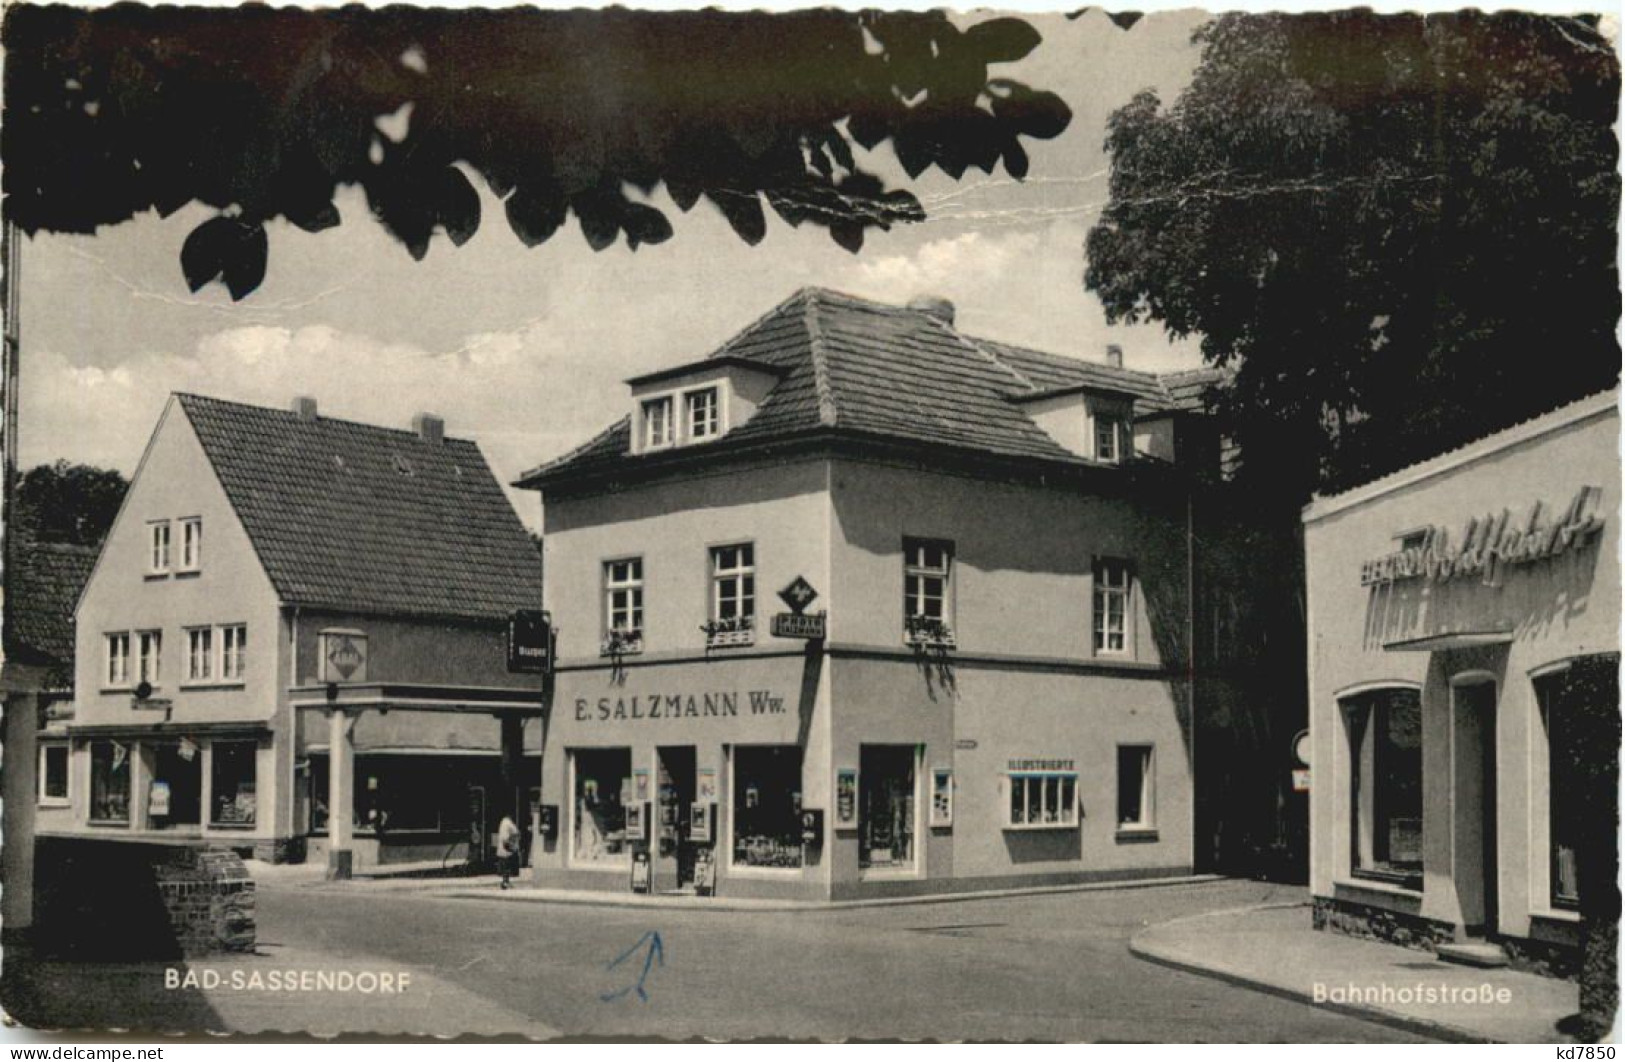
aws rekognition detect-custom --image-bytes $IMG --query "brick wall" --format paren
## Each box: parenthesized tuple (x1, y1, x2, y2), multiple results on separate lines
(32, 838, 255, 958)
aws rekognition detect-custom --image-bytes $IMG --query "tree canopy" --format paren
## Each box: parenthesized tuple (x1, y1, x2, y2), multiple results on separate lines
(12, 460, 128, 546)
(1085, 11, 1620, 503)
(3, 4, 1071, 299)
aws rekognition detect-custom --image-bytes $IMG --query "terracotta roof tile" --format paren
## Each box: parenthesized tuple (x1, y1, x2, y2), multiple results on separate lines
(179, 394, 542, 621)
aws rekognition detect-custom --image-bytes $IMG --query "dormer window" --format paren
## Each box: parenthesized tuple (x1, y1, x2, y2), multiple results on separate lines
(642, 396, 675, 450)
(687, 387, 720, 441)
(1095, 417, 1124, 464)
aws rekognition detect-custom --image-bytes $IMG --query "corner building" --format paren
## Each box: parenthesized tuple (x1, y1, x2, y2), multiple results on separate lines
(518, 289, 1221, 900)
(1304, 389, 1618, 973)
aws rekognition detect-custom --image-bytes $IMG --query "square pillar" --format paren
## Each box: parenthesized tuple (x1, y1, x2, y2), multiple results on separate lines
(327, 708, 354, 880)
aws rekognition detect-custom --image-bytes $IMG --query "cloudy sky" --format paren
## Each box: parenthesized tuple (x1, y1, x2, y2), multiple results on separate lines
(18, 8, 1212, 527)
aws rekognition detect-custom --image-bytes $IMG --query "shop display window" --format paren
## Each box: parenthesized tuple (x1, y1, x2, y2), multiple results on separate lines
(211, 740, 258, 826)
(732, 745, 803, 868)
(1538, 655, 1619, 910)
(90, 740, 131, 823)
(859, 745, 916, 869)
(573, 748, 632, 866)
(1345, 687, 1422, 885)
(1007, 772, 1078, 828)
(150, 741, 203, 827)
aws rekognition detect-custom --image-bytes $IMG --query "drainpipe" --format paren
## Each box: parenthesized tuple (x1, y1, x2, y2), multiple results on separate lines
(1186, 487, 1198, 872)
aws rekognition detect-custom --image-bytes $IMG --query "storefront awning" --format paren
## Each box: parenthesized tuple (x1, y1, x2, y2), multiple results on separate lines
(288, 682, 545, 715)
(66, 720, 272, 738)
(1382, 630, 1514, 652)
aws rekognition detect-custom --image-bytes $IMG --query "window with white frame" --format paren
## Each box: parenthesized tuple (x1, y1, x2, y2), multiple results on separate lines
(179, 517, 202, 571)
(686, 387, 721, 441)
(148, 520, 171, 574)
(137, 630, 162, 686)
(1093, 558, 1132, 654)
(1095, 416, 1123, 463)
(185, 627, 213, 682)
(642, 396, 674, 449)
(708, 544, 755, 643)
(221, 624, 247, 682)
(1344, 686, 1423, 886)
(903, 537, 953, 643)
(1006, 767, 1079, 828)
(1117, 745, 1155, 829)
(38, 743, 69, 805)
(603, 558, 644, 652)
(106, 632, 131, 687)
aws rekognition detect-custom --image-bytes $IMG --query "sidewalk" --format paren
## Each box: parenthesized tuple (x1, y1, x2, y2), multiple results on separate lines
(278, 870, 1225, 911)
(1130, 901, 1580, 1043)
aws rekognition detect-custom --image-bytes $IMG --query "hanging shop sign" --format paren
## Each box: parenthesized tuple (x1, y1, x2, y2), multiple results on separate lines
(834, 768, 858, 828)
(1291, 730, 1311, 769)
(778, 575, 820, 614)
(572, 689, 789, 722)
(1359, 486, 1605, 588)
(318, 629, 369, 683)
(771, 611, 827, 640)
(507, 610, 553, 674)
(1292, 769, 1311, 793)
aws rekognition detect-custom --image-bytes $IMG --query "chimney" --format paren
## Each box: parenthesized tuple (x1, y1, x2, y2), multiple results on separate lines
(412, 411, 445, 446)
(291, 396, 318, 421)
(907, 294, 956, 327)
(1105, 344, 1124, 369)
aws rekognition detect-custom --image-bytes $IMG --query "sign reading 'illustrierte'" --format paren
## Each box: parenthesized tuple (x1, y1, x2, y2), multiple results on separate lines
(1359, 486, 1605, 587)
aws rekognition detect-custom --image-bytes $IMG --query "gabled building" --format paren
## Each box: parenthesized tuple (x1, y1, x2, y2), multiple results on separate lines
(59, 394, 544, 870)
(516, 288, 1226, 900)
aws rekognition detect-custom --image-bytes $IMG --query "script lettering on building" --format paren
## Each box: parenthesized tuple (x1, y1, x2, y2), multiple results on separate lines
(1007, 758, 1076, 772)
(573, 689, 789, 722)
(1359, 486, 1605, 588)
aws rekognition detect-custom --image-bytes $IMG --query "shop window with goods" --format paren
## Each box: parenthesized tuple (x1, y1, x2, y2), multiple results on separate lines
(210, 740, 258, 827)
(574, 748, 632, 866)
(1344, 687, 1423, 886)
(732, 745, 804, 868)
(90, 740, 131, 823)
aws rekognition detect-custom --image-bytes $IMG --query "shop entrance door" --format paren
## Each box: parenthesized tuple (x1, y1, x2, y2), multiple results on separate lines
(859, 745, 917, 871)
(1453, 679, 1499, 936)
(657, 746, 697, 890)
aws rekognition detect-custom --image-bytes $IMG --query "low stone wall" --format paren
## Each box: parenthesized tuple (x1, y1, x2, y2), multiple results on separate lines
(1312, 895, 1456, 951)
(33, 838, 255, 958)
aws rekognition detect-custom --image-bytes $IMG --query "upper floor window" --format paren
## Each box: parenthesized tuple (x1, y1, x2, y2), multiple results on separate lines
(148, 520, 171, 575)
(106, 632, 131, 688)
(903, 537, 954, 645)
(137, 630, 162, 686)
(687, 388, 721, 441)
(707, 544, 755, 646)
(180, 517, 203, 572)
(603, 558, 644, 654)
(186, 627, 213, 682)
(642, 397, 674, 450)
(1093, 559, 1132, 654)
(1095, 417, 1125, 463)
(221, 624, 248, 682)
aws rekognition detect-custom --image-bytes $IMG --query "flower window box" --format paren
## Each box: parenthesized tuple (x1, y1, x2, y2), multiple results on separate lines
(600, 628, 644, 657)
(904, 615, 955, 648)
(702, 615, 755, 649)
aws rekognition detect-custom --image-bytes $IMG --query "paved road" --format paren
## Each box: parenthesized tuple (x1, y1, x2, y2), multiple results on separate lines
(240, 878, 1432, 1042)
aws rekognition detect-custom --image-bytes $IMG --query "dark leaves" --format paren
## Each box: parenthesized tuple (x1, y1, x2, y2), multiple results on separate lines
(3, 7, 1071, 295)
(180, 215, 268, 299)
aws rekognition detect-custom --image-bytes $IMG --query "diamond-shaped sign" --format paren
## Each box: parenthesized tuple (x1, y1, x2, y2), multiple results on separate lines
(778, 575, 819, 615)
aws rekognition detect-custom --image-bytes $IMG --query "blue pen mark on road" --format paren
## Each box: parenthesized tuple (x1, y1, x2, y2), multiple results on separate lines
(600, 930, 665, 1003)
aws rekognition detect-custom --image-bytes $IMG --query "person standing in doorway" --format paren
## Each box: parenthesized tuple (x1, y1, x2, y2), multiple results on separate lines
(497, 813, 521, 890)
